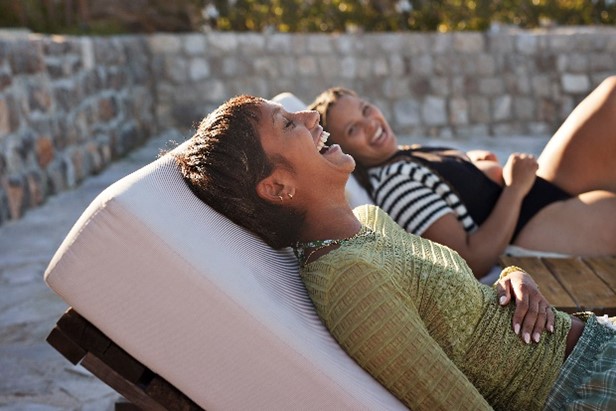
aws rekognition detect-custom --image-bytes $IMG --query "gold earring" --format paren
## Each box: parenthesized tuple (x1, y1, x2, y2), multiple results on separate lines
(278, 195, 283, 201)
(288, 193, 293, 199)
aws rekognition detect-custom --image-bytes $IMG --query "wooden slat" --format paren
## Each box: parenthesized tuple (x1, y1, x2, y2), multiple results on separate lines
(53, 308, 146, 384)
(57, 308, 111, 356)
(145, 377, 203, 411)
(500, 255, 616, 315)
(100, 341, 149, 384)
(115, 400, 142, 411)
(81, 353, 167, 411)
(583, 256, 616, 293)
(46, 326, 87, 365)
(498, 256, 576, 308)
(543, 257, 615, 312)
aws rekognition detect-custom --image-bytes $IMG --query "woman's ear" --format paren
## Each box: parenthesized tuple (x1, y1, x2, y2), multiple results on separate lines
(256, 173, 292, 204)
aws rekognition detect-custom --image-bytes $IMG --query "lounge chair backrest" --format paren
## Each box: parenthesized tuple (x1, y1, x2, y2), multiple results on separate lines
(44, 143, 404, 409)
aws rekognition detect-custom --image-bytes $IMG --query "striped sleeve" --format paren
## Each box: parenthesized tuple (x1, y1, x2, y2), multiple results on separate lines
(370, 162, 455, 235)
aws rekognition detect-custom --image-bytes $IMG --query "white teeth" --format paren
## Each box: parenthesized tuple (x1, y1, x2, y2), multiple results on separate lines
(373, 127, 383, 142)
(316, 131, 329, 152)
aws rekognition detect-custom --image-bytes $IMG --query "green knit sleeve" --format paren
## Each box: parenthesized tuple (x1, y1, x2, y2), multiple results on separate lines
(320, 260, 493, 411)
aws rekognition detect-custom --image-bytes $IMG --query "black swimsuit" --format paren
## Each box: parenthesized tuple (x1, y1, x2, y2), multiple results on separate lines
(399, 146, 571, 241)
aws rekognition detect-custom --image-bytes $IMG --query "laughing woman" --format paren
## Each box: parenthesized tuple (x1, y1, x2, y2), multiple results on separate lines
(308, 77, 616, 278)
(175, 95, 616, 410)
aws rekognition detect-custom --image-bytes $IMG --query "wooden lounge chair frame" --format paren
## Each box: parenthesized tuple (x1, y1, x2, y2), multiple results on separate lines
(47, 307, 203, 411)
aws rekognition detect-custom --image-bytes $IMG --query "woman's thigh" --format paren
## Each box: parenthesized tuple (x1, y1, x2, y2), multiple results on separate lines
(537, 76, 616, 195)
(514, 190, 616, 255)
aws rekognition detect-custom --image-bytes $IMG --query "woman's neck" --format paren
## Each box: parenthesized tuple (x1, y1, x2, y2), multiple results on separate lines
(299, 204, 362, 243)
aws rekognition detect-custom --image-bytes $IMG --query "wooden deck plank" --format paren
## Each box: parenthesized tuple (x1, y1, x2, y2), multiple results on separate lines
(543, 257, 616, 311)
(500, 255, 616, 315)
(583, 256, 616, 293)
(498, 256, 576, 308)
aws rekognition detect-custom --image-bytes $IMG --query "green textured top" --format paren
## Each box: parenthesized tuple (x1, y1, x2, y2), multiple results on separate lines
(300, 205, 571, 411)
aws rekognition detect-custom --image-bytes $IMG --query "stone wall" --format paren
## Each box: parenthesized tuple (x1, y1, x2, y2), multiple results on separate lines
(0, 33, 155, 225)
(150, 28, 616, 139)
(1, 27, 615, 226)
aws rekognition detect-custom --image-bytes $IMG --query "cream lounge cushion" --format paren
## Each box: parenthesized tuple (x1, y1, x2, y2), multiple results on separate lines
(44, 144, 406, 410)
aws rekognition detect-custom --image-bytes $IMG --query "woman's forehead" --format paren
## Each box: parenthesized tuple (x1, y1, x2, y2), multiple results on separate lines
(334, 94, 362, 111)
(263, 100, 288, 116)
(329, 95, 363, 123)
(256, 101, 285, 137)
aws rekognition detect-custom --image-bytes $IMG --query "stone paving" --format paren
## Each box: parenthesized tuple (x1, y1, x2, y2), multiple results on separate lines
(0, 132, 180, 411)
(0, 131, 548, 411)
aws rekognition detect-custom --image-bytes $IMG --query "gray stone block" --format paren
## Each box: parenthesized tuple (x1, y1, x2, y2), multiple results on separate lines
(422, 96, 447, 126)
(561, 73, 591, 93)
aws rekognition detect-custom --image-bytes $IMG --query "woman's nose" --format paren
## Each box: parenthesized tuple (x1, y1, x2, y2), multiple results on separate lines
(365, 118, 377, 134)
(298, 110, 320, 129)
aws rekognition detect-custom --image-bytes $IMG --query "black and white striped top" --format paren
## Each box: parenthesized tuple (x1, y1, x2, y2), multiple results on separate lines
(369, 160, 477, 236)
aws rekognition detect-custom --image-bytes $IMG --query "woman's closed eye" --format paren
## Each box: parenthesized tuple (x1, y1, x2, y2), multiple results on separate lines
(284, 118, 295, 129)
(347, 125, 357, 137)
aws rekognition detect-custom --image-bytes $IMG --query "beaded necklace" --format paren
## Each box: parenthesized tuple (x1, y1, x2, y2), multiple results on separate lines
(293, 226, 375, 267)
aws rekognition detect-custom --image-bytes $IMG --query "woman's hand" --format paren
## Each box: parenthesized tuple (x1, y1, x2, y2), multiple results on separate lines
(466, 149, 498, 162)
(502, 153, 538, 197)
(494, 269, 555, 344)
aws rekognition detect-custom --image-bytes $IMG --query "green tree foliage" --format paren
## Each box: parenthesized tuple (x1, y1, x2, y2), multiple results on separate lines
(0, 0, 614, 34)
(213, 0, 615, 32)
(0, 0, 205, 34)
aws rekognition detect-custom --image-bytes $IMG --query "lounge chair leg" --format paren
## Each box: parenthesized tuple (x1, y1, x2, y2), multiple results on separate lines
(115, 398, 143, 411)
(47, 308, 203, 411)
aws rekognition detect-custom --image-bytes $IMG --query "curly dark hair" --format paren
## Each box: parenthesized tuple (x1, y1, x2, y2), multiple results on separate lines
(175, 95, 305, 249)
(308, 87, 373, 194)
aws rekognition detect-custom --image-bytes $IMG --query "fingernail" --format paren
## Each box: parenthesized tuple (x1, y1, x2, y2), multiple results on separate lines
(533, 332, 540, 343)
(514, 323, 520, 335)
(499, 296, 507, 305)
(523, 332, 531, 344)
(549, 324, 554, 333)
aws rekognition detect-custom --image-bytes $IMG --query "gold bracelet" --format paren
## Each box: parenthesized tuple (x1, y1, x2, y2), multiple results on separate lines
(498, 265, 527, 281)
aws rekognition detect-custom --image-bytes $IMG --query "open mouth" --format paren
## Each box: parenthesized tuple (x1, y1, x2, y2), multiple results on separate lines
(317, 130, 330, 154)
(372, 126, 385, 144)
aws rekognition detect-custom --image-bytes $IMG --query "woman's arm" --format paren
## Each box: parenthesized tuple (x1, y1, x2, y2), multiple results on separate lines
(319, 262, 493, 410)
(422, 153, 537, 278)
